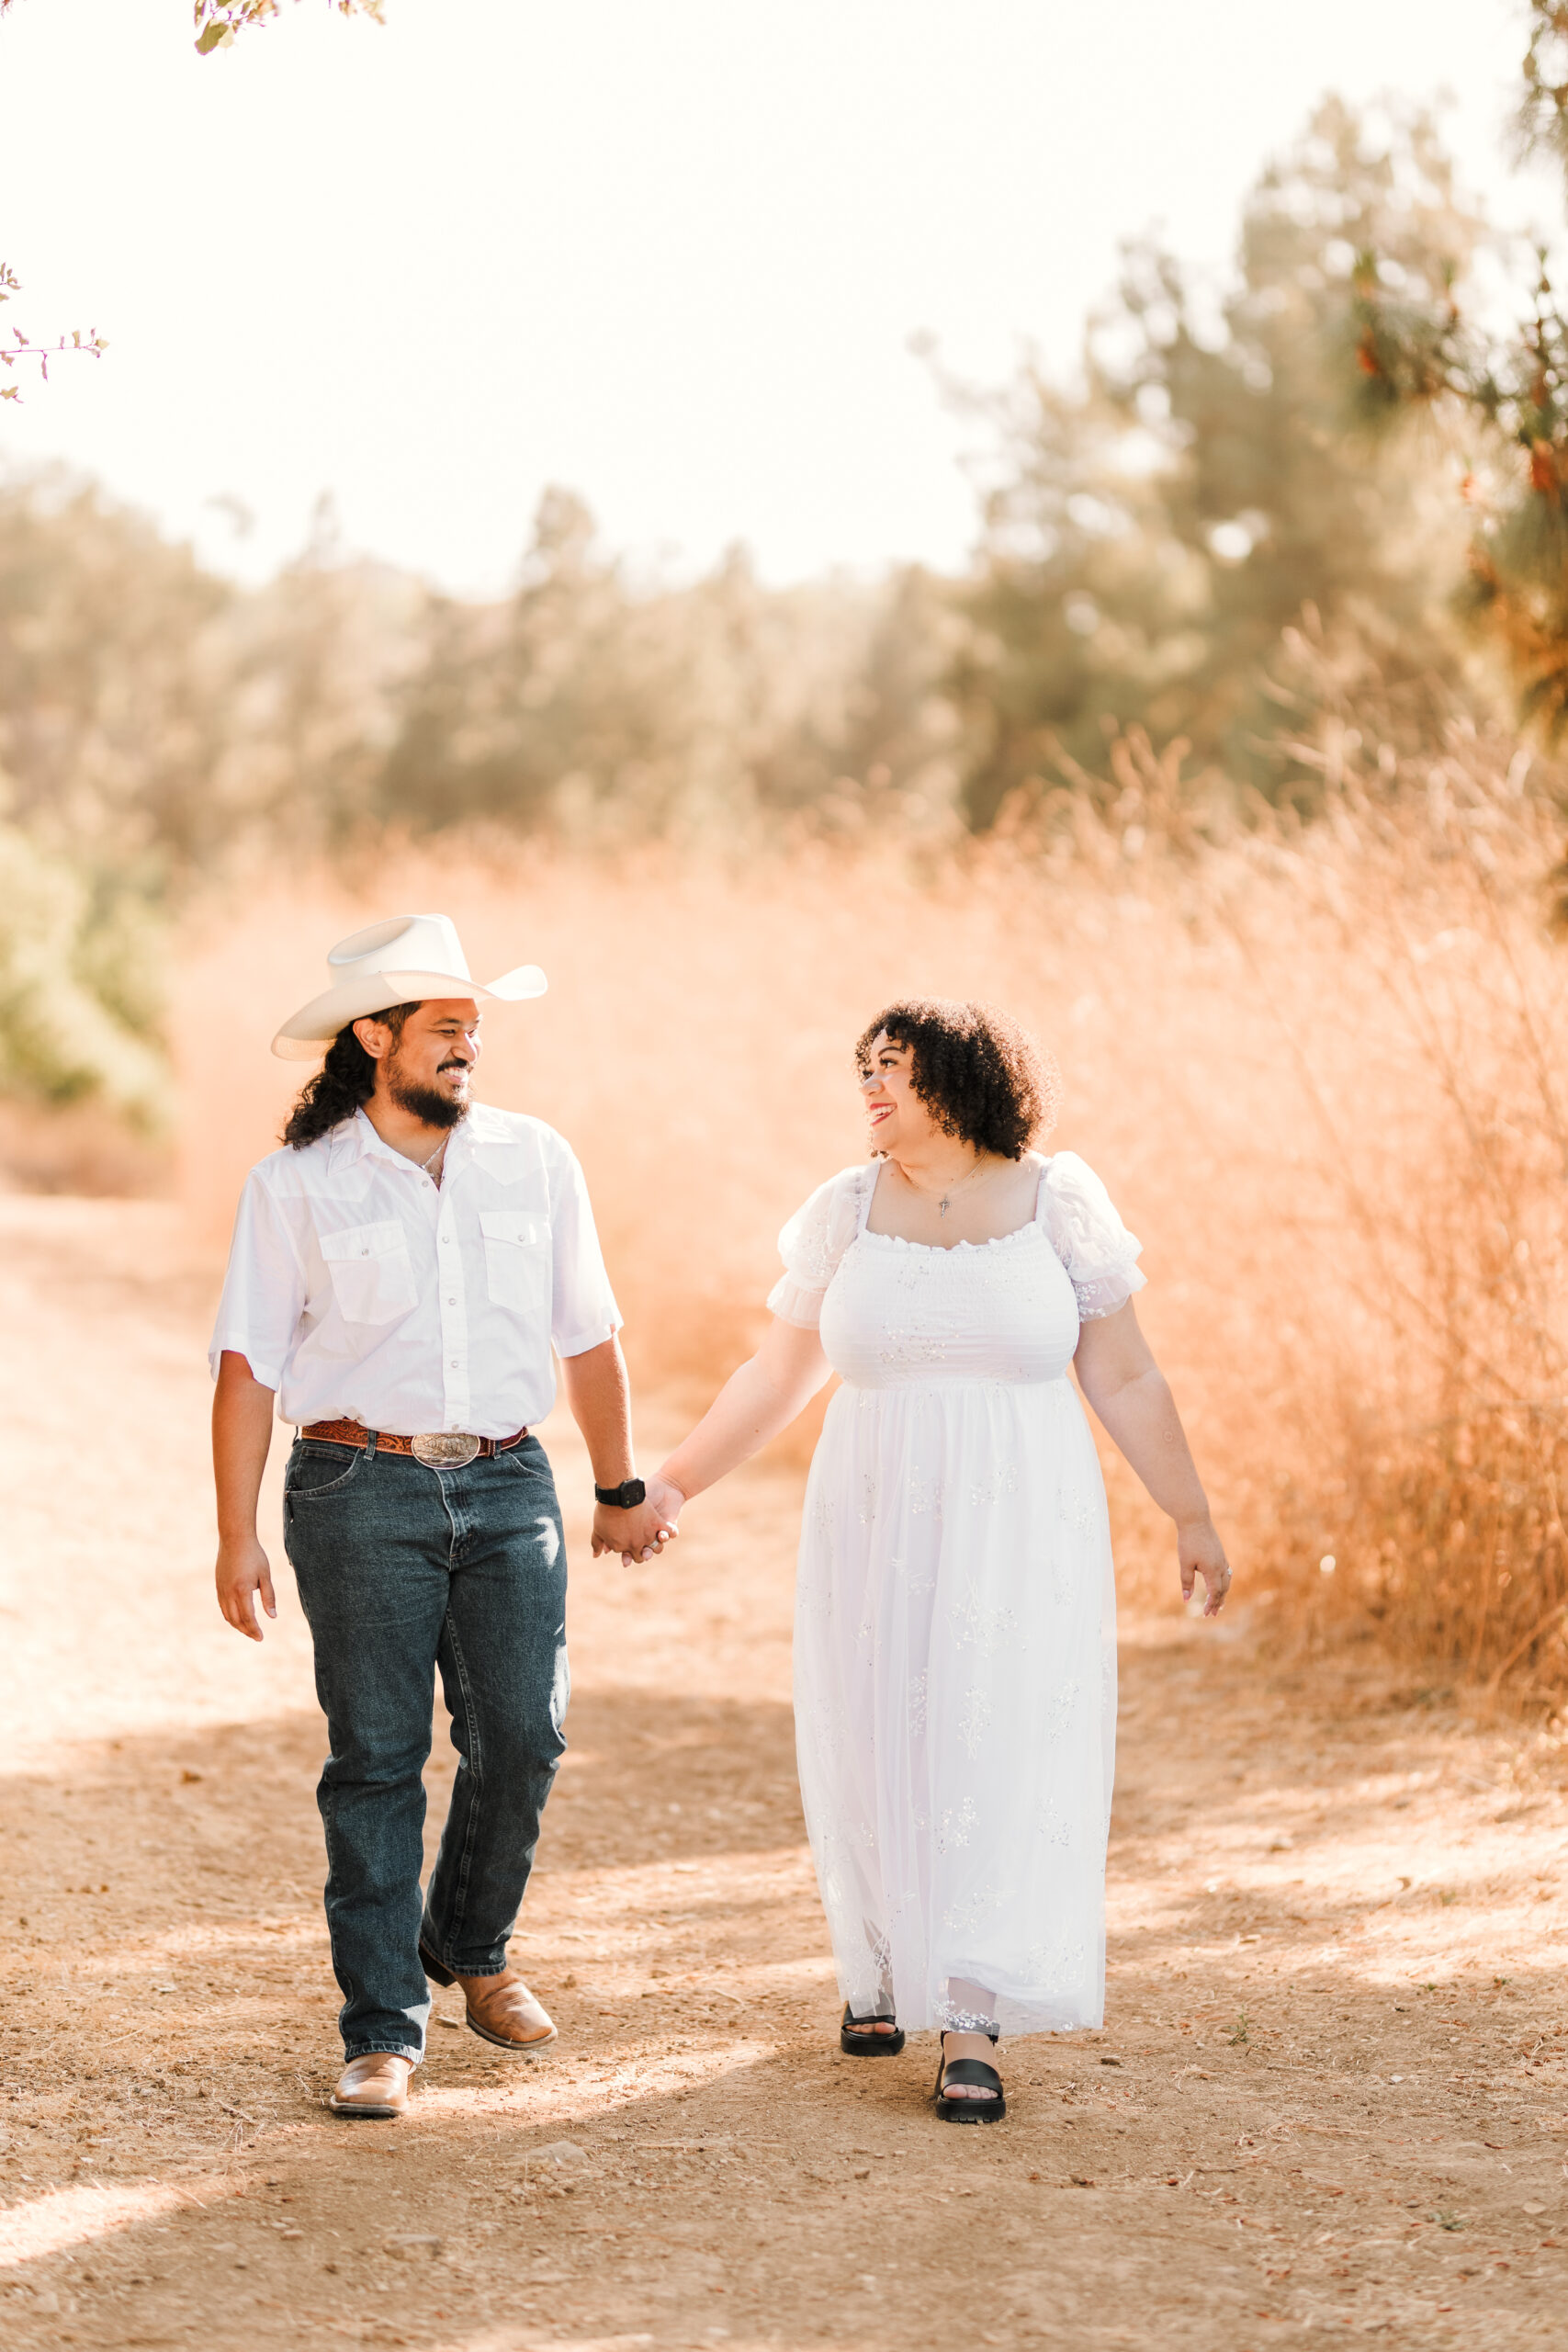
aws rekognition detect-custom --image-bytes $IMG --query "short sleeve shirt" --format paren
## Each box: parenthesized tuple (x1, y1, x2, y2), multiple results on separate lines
(209, 1104, 622, 1435)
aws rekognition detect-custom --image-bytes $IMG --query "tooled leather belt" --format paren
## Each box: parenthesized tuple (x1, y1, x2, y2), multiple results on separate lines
(302, 1418, 528, 1465)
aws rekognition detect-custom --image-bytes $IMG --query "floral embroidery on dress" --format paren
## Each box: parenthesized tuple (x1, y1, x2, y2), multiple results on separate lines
(1035, 1793, 1074, 1849)
(950, 1583, 1019, 1659)
(958, 1686, 994, 1758)
(876, 1327, 951, 1367)
(941, 1880, 1010, 1935)
(936, 1797, 976, 1853)
(908, 1466, 943, 1520)
(939, 1995, 1001, 2033)
(967, 1463, 1020, 1509)
(907, 1670, 929, 1736)
(1022, 1929, 1090, 1993)
(1043, 1678, 1083, 1741)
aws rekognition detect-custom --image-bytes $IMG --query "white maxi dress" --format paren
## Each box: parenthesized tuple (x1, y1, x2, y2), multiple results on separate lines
(769, 1153, 1145, 2038)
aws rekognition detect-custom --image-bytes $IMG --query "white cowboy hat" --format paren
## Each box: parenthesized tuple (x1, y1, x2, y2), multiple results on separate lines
(271, 912, 547, 1060)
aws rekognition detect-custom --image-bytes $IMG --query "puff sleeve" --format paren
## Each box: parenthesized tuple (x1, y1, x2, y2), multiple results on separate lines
(765, 1165, 872, 1329)
(1040, 1151, 1146, 1321)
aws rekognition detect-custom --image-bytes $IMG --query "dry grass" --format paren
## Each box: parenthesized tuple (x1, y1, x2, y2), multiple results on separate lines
(167, 745, 1568, 1691)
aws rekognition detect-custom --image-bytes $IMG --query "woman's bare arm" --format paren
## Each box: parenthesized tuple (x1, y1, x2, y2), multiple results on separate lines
(1072, 1301, 1231, 1615)
(653, 1316, 833, 1513)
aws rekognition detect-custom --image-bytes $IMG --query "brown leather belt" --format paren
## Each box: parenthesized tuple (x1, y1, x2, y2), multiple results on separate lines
(302, 1418, 529, 1460)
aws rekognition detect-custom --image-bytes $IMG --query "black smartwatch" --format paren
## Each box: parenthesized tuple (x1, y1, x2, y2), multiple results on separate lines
(594, 1478, 647, 1510)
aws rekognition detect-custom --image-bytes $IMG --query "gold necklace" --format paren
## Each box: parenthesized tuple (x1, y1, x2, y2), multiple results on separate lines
(930, 1157, 988, 1217)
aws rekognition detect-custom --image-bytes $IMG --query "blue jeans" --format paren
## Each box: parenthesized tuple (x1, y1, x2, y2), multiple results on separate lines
(283, 1434, 568, 2064)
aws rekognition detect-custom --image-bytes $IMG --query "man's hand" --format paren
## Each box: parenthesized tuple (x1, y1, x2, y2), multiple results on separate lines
(212, 1351, 276, 1640)
(587, 1496, 682, 1571)
(216, 1533, 277, 1642)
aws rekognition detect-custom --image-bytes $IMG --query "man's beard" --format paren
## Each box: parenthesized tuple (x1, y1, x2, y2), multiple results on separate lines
(387, 1055, 471, 1131)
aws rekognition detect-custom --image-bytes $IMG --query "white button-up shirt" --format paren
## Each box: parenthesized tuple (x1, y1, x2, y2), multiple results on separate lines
(209, 1104, 621, 1436)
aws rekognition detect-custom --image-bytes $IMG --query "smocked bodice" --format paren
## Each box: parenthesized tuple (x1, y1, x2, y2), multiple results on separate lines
(767, 1150, 1145, 1390)
(818, 1221, 1080, 1389)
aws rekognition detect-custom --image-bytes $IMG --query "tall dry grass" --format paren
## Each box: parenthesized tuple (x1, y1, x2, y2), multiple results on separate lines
(172, 737, 1568, 1696)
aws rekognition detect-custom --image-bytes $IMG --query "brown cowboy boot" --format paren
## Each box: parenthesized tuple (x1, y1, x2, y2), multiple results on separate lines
(330, 2052, 415, 2119)
(423, 1947, 558, 2052)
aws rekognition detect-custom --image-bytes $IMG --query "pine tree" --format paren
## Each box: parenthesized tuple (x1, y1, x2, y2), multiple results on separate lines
(955, 100, 1483, 827)
(1352, 2, 1568, 734)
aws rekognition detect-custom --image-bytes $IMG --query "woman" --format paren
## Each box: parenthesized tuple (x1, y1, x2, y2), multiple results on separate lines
(639, 999, 1229, 2122)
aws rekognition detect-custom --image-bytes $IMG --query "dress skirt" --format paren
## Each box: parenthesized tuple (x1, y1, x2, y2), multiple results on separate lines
(793, 1366, 1117, 2039)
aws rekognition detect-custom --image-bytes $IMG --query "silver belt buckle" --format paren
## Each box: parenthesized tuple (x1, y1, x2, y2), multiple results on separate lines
(411, 1430, 481, 1468)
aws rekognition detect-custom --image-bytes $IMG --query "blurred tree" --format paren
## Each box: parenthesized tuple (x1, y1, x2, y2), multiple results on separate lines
(0, 469, 231, 871)
(0, 819, 164, 1117)
(1351, 1, 1568, 735)
(955, 99, 1483, 826)
(375, 490, 956, 841)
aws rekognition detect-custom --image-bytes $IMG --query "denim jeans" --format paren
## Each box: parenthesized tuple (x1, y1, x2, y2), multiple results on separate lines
(283, 1433, 568, 2064)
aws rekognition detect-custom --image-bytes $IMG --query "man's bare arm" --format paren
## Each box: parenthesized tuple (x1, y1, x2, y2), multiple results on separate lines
(213, 1349, 278, 1641)
(559, 1335, 671, 1565)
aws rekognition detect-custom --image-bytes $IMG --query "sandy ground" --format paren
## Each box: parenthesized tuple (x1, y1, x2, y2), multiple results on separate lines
(3, 1199, 1568, 2352)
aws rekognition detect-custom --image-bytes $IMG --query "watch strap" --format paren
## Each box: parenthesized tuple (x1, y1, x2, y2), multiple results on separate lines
(594, 1477, 647, 1510)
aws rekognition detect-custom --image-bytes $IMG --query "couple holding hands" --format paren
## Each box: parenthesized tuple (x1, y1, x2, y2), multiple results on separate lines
(211, 914, 1228, 2126)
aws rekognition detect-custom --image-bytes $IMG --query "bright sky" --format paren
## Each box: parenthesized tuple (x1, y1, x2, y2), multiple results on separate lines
(0, 0, 1558, 591)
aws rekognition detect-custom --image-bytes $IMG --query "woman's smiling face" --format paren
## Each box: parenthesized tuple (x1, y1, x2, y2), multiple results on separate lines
(857, 1029, 937, 1156)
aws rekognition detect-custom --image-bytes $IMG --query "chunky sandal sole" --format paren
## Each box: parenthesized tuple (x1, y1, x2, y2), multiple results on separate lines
(934, 2041, 1005, 2124)
(935, 2088, 1006, 2123)
(840, 2004, 906, 2056)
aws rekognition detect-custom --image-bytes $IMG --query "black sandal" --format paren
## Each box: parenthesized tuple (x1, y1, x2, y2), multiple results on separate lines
(840, 2004, 906, 2056)
(933, 2030, 1005, 2124)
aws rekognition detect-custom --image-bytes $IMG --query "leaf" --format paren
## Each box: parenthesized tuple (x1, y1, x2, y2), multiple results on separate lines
(195, 21, 235, 51)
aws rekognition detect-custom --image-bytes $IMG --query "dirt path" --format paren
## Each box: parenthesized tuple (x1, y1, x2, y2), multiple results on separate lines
(3, 1200, 1568, 2351)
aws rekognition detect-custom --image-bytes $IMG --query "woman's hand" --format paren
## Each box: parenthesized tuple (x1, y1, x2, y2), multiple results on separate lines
(644, 1472, 686, 1533)
(1179, 1517, 1231, 1617)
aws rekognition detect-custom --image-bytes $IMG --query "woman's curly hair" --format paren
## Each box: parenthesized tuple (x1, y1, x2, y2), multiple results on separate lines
(282, 1003, 417, 1149)
(854, 998, 1060, 1160)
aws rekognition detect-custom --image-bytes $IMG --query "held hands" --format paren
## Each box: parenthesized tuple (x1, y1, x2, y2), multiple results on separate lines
(216, 1534, 277, 1642)
(1179, 1517, 1232, 1618)
(591, 1474, 685, 1566)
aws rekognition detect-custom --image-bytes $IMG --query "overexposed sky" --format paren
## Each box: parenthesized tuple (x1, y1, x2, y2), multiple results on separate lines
(0, 0, 1558, 590)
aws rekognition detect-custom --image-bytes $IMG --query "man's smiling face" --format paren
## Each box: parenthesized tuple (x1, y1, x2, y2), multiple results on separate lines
(358, 998, 483, 1129)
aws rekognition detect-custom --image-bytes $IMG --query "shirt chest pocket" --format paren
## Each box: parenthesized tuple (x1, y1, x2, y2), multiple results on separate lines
(479, 1208, 548, 1317)
(319, 1219, 419, 1328)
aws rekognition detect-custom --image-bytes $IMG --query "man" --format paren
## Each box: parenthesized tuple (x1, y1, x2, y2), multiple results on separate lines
(210, 912, 670, 2120)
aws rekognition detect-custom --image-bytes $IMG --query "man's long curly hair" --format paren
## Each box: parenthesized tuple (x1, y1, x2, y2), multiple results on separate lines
(282, 1003, 418, 1149)
(854, 998, 1060, 1159)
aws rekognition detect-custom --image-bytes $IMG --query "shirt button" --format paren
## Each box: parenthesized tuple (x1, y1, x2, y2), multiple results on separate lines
(450, 1360, 459, 1369)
